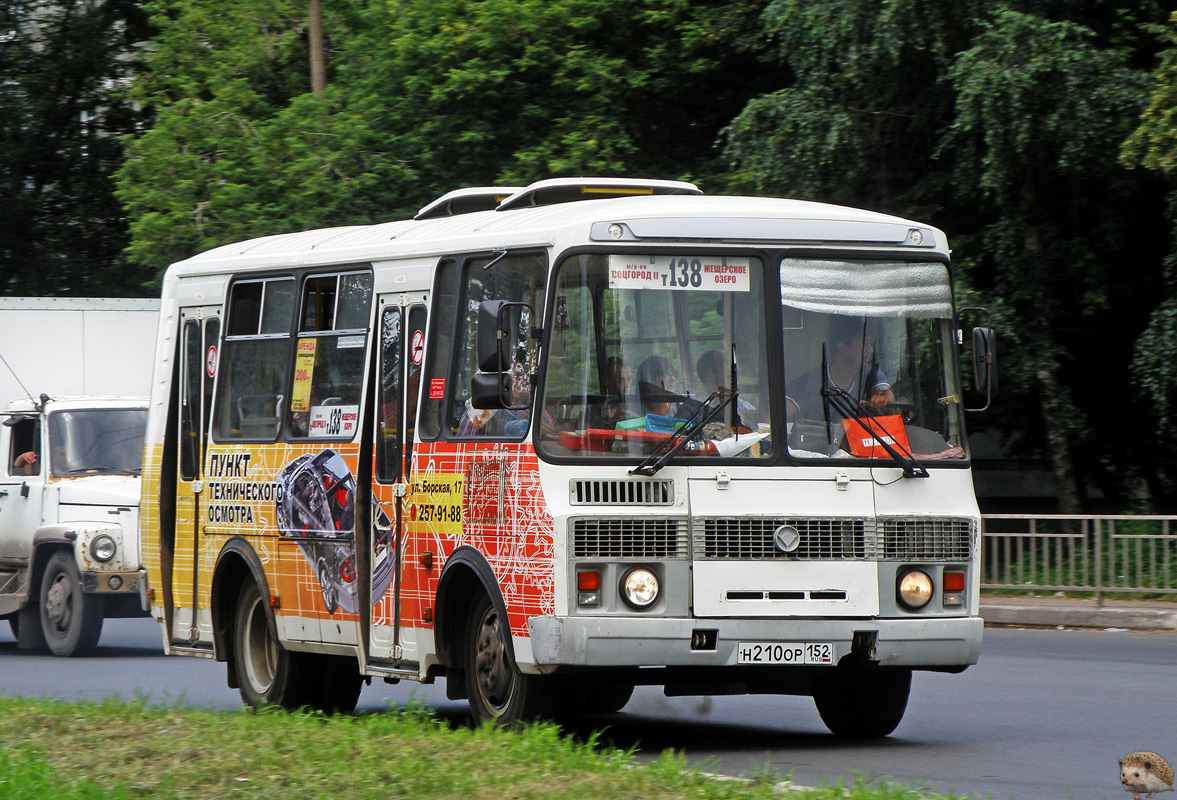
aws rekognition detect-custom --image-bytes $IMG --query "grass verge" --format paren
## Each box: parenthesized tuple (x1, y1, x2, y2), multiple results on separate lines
(0, 695, 963, 800)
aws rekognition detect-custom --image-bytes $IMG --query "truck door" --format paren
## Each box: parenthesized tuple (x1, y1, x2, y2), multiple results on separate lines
(368, 296, 427, 664)
(171, 308, 220, 644)
(0, 415, 45, 563)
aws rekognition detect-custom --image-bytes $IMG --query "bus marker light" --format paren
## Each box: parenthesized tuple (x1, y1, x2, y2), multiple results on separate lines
(943, 572, 966, 592)
(578, 571, 601, 606)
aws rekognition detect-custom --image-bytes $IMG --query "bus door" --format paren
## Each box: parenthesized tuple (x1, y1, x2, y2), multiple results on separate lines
(172, 307, 220, 644)
(368, 296, 427, 664)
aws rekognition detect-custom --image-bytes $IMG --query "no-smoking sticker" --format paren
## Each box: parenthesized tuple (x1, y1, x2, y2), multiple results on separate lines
(206, 345, 218, 378)
(410, 329, 425, 365)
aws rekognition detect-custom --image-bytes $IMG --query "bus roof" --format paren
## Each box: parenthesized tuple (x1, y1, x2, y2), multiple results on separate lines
(168, 181, 947, 278)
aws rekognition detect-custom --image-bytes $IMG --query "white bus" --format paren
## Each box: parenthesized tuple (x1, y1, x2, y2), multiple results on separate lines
(140, 178, 990, 735)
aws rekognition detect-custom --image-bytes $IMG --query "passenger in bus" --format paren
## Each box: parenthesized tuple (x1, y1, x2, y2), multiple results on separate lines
(637, 355, 685, 417)
(677, 349, 758, 424)
(588, 355, 636, 428)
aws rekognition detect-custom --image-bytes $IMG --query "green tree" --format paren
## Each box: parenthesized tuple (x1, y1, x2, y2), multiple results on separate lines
(115, 0, 766, 275)
(0, 0, 153, 295)
(725, 2, 1168, 510)
(946, 10, 1153, 511)
(721, 0, 983, 213)
(1123, 12, 1177, 496)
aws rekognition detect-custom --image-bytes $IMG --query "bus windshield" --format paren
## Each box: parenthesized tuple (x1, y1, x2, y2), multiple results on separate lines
(781, 258, 967, 463)
(538, 253, 771, 461)
(537, 252, 966, 466)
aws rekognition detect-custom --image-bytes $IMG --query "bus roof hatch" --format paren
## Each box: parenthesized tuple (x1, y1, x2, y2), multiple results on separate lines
(495, 177, 702, 211)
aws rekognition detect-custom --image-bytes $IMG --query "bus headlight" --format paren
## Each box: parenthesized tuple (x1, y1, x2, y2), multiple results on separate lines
(897, 569, 933, 610)
(90, 534, 117, 563)
(620, 567, 659, 609)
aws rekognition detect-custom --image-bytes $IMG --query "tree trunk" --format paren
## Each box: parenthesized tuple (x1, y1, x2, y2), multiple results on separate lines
(1036, 363, 1082, 514)
(309, 0, 326, 97)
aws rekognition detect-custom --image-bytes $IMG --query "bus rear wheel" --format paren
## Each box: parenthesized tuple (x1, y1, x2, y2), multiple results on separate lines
(232, 581, 362, 714)
(233, 581, 312, 710)
(463, 593, 555, 725)
(811, 667, 911, 738)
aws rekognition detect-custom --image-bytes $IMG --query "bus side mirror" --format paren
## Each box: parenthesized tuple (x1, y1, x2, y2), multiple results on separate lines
(972, 327, 997, 398)
(473, 300, 535, 410)
(959, 305, 997, 412)
(477, 300, 511, 373)
(471, 371, 510, 410)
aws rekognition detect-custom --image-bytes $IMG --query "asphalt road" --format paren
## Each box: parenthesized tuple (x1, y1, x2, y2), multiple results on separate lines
(2, 619, 1173, 800)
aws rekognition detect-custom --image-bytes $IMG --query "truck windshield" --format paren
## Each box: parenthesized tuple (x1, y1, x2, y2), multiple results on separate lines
(537, 253, 771, 461)
(781, 258, 967, 463)
(49, 408, 148, 477)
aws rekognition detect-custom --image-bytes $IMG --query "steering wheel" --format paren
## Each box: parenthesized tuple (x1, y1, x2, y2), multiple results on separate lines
(866, 400, 918, 424)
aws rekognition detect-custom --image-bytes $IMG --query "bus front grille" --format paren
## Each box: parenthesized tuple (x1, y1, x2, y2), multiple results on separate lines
(569, 478, 675, 506)
(881, 518, 973, 560)
(694, 518, 873, 560)
(571, 518, 688, 559)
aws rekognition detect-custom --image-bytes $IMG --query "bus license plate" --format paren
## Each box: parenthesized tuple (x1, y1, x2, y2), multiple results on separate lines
(736, 642, 834, 665)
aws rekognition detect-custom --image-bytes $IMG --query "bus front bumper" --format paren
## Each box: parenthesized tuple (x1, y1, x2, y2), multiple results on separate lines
(526, 614, 983, 670)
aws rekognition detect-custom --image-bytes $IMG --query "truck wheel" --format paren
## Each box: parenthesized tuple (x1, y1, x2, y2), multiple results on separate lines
(39, 552, 103, 657)
(811, 668, 911, 738)
(232, 581, 313, 710)
(463, 592, 555, 725)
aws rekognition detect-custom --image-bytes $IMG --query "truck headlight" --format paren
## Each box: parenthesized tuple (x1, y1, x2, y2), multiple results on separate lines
(897, 568, 933, 610)
(90, 534, 117, 563)
(620, 567, 659, 609)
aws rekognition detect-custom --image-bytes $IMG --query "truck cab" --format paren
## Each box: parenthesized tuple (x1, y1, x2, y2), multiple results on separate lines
(0, 395, 149, 655)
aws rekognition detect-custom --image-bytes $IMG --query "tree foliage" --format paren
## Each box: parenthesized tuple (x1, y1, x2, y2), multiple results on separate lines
(16, 0, 1177, 505)
(0, 0, 153, 295)
(114, 0, 765, 272)
(724, 1, 1171, 509)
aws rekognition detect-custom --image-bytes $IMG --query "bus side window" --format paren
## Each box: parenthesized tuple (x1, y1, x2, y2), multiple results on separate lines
(287, 271, 373, 439)
(445, 252, 547, 439)
(419, 260, 461, 441)
(213, 278, 296, 441)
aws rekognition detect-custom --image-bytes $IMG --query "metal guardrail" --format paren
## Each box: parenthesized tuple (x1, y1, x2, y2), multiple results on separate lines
(981, 514, 1177, 605)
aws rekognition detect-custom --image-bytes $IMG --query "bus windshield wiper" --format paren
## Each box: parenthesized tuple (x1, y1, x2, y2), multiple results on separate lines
(820, 382, 929, 479)
(629, 390, 736, 476)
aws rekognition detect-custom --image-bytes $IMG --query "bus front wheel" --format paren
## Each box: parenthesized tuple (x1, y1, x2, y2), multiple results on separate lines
(811, 667, 911, 738)
(463, 592, 555, 725)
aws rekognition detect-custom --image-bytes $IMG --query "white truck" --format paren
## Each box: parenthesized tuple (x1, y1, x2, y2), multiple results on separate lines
(0, 297, 159, 655)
